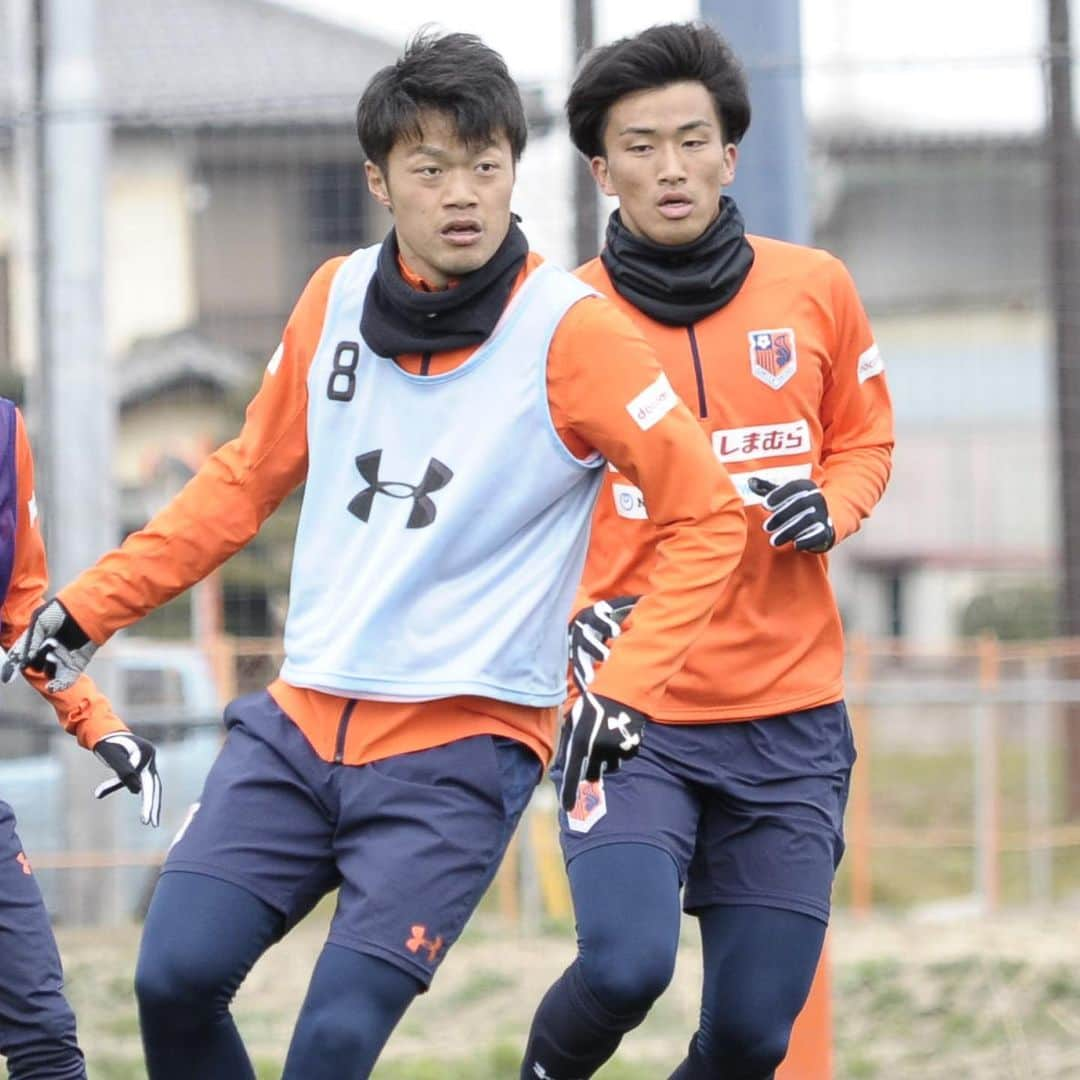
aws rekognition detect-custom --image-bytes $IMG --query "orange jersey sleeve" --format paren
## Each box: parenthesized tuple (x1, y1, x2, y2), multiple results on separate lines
(1, 410, 123, 747)
(818, 260, 894, 542)
(1, 410, 48, 647)
(546, 296, 747, 714)
(58, 258, 344, 643)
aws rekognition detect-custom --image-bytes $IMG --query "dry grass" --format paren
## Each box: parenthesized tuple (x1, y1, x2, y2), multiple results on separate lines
(2, 905, 1078, 1078)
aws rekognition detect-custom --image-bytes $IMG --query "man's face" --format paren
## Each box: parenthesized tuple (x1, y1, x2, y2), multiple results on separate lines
(366, 110, 515, 288)
(592, 81, 737, 247)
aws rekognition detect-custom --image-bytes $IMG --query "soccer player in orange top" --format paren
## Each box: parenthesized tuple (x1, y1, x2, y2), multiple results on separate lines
(0, 401, 160, 1080)
(7, 31, 747, 1080)
(521, 23, 893, 1080)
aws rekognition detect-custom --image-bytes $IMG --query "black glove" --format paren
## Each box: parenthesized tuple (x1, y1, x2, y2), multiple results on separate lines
(568, 595, 639, 686)
(2, 599, 98, 692)
(93, 732, 162, 827)
(558, 688, 647, 812)
(749, 477, 835, 553)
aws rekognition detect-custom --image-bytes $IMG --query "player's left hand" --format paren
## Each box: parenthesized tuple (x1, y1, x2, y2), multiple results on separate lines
(558, 689, 647, 812)
(93, 732, 162, 827)
(749, 477, 835, 553)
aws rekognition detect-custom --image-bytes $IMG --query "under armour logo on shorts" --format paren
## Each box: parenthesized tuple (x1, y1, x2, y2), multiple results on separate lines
(405, 924, 445, 962)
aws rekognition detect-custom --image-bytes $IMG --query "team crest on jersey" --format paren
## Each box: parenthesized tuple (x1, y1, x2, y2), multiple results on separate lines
(748, 328, 797, 390)
(567, 779, 607, 834)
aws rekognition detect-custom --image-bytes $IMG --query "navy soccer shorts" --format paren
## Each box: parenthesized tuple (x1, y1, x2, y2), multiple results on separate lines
(554, 702, 856, 923)
(164, 691, 542, 985)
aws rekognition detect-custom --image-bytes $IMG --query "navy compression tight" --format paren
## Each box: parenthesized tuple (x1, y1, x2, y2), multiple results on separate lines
(135, 872, 421, 1080)
(520, 842, 825, 1079)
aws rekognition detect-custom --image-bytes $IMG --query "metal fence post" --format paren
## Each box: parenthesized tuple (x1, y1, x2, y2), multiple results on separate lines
(974, 636, 1001, 912)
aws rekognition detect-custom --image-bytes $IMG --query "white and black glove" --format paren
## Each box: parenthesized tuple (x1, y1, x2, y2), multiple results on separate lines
(558, 688, 647, 812)
(749, 477, 836, 553)
(1, 599, 98, 691)
(93, 732, 162, 827)
(567, 595, 639, 687)
(559, 595, 646, 813)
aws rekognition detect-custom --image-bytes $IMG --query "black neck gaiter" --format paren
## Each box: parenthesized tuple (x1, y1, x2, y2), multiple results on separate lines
(360, 218, 530, 357)
(600, 196, 755, 326)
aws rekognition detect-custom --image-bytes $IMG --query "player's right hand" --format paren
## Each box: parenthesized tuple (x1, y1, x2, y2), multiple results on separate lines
(558, 688, 647, 812)
(2, 599, 98, 692)
(568, 595, 639, 686)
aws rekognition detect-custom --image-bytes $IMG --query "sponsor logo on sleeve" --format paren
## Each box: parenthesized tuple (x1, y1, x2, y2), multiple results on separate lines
(712, 419, 811, 463)
(612, 483, 648, 520)
(748, 328, 797, 390)
(267, 342, 284, 375)
(857, 342, 885, 384)
(626, 373, 678, 431)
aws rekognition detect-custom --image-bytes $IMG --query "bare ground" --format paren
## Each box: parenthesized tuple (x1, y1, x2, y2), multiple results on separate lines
(3, 906, 1079, 1078)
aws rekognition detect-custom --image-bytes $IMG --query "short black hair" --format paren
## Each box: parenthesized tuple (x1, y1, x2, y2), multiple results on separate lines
(567, 23, 751, 159)
(357, 29, 528, 172)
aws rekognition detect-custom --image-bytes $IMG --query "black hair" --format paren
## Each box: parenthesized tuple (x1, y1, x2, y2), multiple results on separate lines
(567, 22, 751, 158)
(357, 29, 528, 172)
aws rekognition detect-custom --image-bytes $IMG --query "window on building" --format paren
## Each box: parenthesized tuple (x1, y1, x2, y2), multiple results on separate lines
(306, 161, 369, 248)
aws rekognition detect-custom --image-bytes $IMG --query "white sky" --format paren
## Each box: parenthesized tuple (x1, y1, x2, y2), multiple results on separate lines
(281, 0, 1067, 132)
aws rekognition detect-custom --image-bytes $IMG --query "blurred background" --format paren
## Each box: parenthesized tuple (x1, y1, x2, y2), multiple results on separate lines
(1, 0, 1079, 1076)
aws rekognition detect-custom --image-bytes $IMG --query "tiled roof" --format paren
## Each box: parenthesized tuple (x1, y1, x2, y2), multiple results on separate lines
(1, 0, 398, 127)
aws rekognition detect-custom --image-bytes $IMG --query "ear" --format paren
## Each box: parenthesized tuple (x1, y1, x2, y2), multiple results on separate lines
(720, 143, 738, 187)
(590, 156, 617, 198)
(365, 161, 392, 211)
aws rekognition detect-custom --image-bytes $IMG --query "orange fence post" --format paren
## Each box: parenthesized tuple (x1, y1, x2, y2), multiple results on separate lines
(777, 939, 833, 1080)
(206, 630, 237, 709)
(495, 830, 521, 924)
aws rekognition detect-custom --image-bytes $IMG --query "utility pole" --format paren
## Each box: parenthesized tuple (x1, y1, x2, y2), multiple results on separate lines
(699, 0, 809, 243)
(572, 0, 598, 266)
(37, 0, 113, 582)
(1048, 0, 1080, 818)
(28, 0, 118, 922)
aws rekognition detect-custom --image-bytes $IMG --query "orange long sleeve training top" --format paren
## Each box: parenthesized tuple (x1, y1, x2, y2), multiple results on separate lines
(57, 252, 747, 765)
(573, 237, 894, 722)
(1, 408, 124, 748)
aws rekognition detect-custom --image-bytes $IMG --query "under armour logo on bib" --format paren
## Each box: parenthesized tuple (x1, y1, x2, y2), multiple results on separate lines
(348, 450, 454, 529)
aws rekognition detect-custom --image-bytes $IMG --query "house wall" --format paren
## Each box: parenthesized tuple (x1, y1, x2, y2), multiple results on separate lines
(107, 141, 197, 357)
(190, 127, 387, 358)
(830, 306, 1055, 644)
(1, 139, 196, 374)
(117, 390, 235, 488)
(849, 308, 1054, 563)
